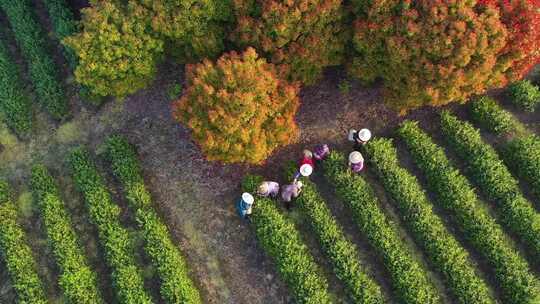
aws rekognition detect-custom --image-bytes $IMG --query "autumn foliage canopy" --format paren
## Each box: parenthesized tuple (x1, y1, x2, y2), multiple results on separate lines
(231, 0, 347, 85)
(173, 48, 300, 164)
(350, 0, 540, 113)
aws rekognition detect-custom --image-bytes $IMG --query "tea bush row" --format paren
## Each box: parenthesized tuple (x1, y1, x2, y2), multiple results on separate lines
(105, 135, 202, 304)
(241, 175, 332, 304)
(69, 148, 153, 304)
(0, 0, 68, 119)
(30, 165, 104, 304)
(398, 121, 540, 304)
(508, 80, 540, 112)
(322, 152, 440, 304)
(364, 138, 493, 304)
(0, 37, 32, 136)
(440, 111, 540, 259)
(469, 97, 540, 200)
(293, 174, 384, 304)
(42, 0, 78, 68)
(0, 181, 47, 304)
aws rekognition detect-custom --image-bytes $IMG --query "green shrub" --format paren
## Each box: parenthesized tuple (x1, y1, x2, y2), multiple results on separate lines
(440, 111, 540, 259)
(470, 96, 525, 135)
(503, 135, 540, 200)
(105, 135, 202, 304)
(241, 175, 332, 304)
(508, 80, 540, 112)
(30, 164, 104, 304)
(68, 147, 153, 304)
(398, 121, 540, 304)
(0, 0, 68, 119)
(0, 181, 47, 304)
(42, 0, 78, 69)
(291, 174, 384, 304)
(64, 1, 163, 98)
(0, 37, 32, 136)
(364, 138, 493, 304)
(322, 152, 440, 304)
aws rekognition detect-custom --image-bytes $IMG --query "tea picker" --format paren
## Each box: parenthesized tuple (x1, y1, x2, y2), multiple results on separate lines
(257, 181, 280, 198)
(237, 192, 255, 220)
(349, 151, 365, 173)
(348, 128, 372, 151)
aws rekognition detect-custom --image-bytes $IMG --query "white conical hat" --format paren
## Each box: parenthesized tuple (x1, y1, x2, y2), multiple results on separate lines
(300, 164, 313, 177)
(242, 192, 254, 205)
(349, 151, 364, 164)
(358, 128, 372, 142)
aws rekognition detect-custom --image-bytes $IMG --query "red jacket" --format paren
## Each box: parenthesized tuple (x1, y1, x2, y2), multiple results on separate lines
(300, 157, 314, 168)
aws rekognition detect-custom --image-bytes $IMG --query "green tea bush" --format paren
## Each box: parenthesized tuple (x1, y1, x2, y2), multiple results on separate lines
(68, 148, 153, 304)
(0, 0, 68, 119)
(503, 135, 540, 200)
(0, 181, 47, 304)
(322, 152, 440, 304)
(364, 138, 493, 304)
(508, 80, 540, 112)
(105, 135, 202, 304)
(398, 121, 540, 304)
(469, 96, 540, 198)
(30, 164, 104, 304)
(241, 175, 332, 304)
(470, 96, 525, 135)
(42, 0, 79, 69)
(440, 111, 540, 259)
(292, 175, 384, 304)
(0, 37, 32, 136)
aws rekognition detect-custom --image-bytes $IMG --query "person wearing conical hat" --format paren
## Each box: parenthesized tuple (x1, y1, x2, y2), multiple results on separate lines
(257, 181, 280, 198)
(300, 149, 315, 168)
(293, 162, 314, 181)
(349, 151, 365, 173)
(281, 180, 303, 210)
(348, 128, 372, 151)
(237, 192, 255, 220)
(313, 144, 330, 161)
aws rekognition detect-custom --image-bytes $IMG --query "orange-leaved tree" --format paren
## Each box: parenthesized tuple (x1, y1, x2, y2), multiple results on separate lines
(230, 0, 347, 85)
(173, 47, 300, 164)
(351, 0, 510, 113)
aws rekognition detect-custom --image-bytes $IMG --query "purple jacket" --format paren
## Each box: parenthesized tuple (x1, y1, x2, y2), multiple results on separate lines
(350, 161, 364, 173)
(314, 144, 330, 160)
(281, 184, 301, 202)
